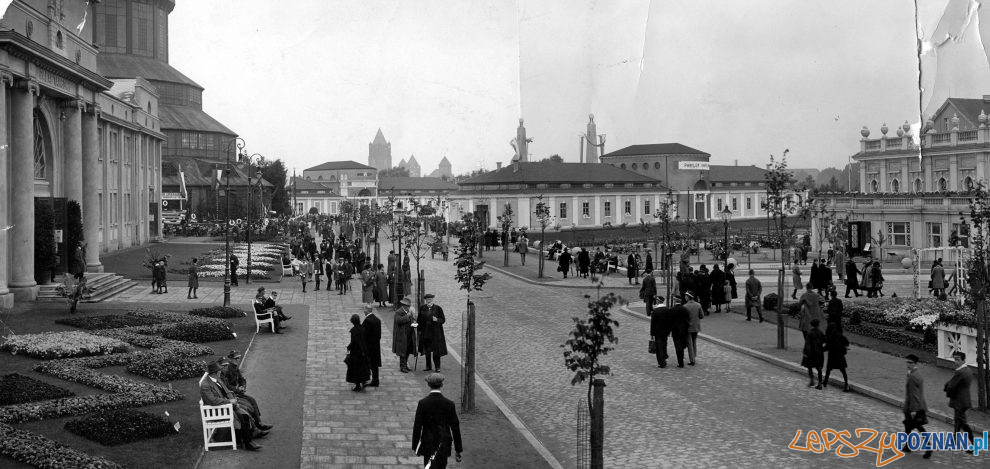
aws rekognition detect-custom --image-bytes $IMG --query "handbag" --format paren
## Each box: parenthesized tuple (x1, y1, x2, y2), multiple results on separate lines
(648, 338, 657, 355)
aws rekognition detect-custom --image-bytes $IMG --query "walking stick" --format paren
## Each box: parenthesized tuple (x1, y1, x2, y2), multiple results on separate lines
(413, 321, 420, 371)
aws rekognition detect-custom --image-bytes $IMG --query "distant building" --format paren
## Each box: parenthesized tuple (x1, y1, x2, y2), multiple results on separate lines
(427, 156, 452, 179)
(378, 177, 458, 211)
(368, 129, 391, 170)
(289, 177, 343, 216)
(400, 155, 421, 177)
(302, 161, 378, 202)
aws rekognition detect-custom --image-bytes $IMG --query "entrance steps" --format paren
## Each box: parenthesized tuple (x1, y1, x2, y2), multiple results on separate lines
(36, 273, 138, 303)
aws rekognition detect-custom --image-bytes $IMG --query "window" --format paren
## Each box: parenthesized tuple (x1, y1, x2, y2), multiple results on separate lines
(887, 222, 911, 246)
(870, 180, 879, 193)
(604, 201, 611, 217)
(731, 198, 738, 211)
(295, 202, 304, 215)
(632, 163, 637, 170)
(746, 198, 752, 210)
(938, 177, 947, 191)
(890, 178, 900, 193)
(927, 223, 942, 247)
(582, 202, 589, 217)
(620, 163, 626, 169)
(654, 162, 661, 169)
(965, 176, 974, 191)
(624, 201, 631, 214)
(33, 116, 46, 180)
(914, 178, 923, 192)
(644, 200, 651, 214)
(559, 202, 567, 219)
(717, 198, 723, 210)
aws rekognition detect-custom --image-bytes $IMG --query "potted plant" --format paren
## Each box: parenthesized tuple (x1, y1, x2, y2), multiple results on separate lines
(34, 202, 56, 285)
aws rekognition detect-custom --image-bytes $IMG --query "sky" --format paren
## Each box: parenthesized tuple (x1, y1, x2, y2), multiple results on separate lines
(161, 1, 986, 174)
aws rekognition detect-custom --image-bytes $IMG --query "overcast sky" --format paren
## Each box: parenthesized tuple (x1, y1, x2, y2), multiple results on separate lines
(164, 1, 975, 174)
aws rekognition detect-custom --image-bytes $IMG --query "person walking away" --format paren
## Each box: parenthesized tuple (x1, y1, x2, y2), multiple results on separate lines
(417, 294, 448, 372)
(683, 292, 703, 366)
(695, 265, 712, 315)
(798, 283, 824, 340)
(516, 235, 528, 266)
(393, 298, 417, 373)
(844, 258, 862, 298)
(710, 264, 726, 312)
(826, 289, 843, 330)
(725, 263, 738, 312)
(71, 245, 86, 280)
(362, 305, 382, 387)
(861, 260, 876, 297)
(902, 354, 932, 458)
(944, 351, 976, 453)
(412, 373, 463, 468)
(640, 271, 657, 317)
(69, 274, 89, 314)
(230, 254, 240, 287)
(558, 249, 573, 279)
(361, 264, 375, 305)
(791, 264, 802, 299)
(187, 258, 199, 299)
(744, 269, 763, 322)
(644, 250, 654, 273)
(650, 296, 670, 368)
(822, 323, 850, 392)
(578, 248, 591, 278)
(669, 296, 691, 368)
(931, 259, 946, 298)
(802, 319, 825, 389)
(870, 261, 885, 297)
(345, 314, 371, 392)
(810, 259, 822, 294)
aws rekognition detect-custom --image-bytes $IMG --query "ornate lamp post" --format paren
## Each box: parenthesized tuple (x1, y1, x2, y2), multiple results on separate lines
(241, 153, 264, 285)
(222, 137, 246, 307)
(720, 205, 732, 268)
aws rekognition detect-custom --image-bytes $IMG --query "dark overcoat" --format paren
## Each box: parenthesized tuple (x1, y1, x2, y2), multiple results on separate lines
(417, 304, 449, 356)
(709, 268, 726, 305)
(363, 314, 383, 368)
(345, 325, 371, 384)
(392, 308, 417, 356)
(801, 327, 825, 369)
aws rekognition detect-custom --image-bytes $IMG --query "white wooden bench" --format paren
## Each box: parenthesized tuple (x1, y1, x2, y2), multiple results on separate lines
(253, 302, 277, 333)
(198, 373, 237, 451)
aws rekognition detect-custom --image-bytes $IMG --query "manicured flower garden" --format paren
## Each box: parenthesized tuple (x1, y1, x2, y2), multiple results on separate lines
(0, 305, 253, 468)
(189, 306, 248, 319)
(65, 409, 177, 446)
(168, 242, 287, 280)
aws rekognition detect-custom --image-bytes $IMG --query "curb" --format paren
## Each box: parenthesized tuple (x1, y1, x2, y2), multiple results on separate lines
(616, 305, 982, 432)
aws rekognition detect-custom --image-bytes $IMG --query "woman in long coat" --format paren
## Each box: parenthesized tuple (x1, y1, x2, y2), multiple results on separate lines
(710, 265, 726, 311)
(823, 324, 850, 392)
(187, 258, 199, 299)
(725, 263, 738, 302)
(844, 258, 861, 298)
(375, 267, 389, 307)
(869, 261, 885, 297)
(345, 314, 371, 391)
(627, 253, 639, 284)
(791, 264, 802, 299)
(361, 266, 375, 304)
(558, 249, 573, 278)
(802, 319, 826, 389)
(577, 248, 591, 278)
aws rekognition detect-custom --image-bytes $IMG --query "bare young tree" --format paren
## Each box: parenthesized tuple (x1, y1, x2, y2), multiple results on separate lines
(497, 203, 514, 267)
(534, 195, 553, 278)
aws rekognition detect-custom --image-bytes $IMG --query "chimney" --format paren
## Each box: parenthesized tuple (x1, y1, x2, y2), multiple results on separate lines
(734, 159, 738, 166)
(496, 162, 502, 170)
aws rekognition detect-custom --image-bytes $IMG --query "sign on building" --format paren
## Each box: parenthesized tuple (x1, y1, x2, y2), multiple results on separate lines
(678, 161, 710, 170)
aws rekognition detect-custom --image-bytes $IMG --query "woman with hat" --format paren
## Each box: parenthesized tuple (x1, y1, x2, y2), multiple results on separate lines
(393, 297, 417, 373)
(345, 313, 371, 391)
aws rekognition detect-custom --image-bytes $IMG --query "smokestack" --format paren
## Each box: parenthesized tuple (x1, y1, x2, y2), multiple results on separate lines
(734, 159, 738, 166)
(496, 162, 502, 170)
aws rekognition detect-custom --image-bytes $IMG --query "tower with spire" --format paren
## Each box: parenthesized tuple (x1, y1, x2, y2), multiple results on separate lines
(368, 129, 392, 170)
(585, 114, 599, 163)
(406, 155, 421, 177)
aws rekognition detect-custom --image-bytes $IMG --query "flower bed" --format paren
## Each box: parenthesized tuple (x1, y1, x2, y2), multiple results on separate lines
(127, 355, 207, 382)
(0, 422, 125, 468)
(91, 329, 215, 355)
(0, 373, 74, 405)
(844, 322, 936, 354)
(161, 322, 235, 343)
(189, 306, 247, 319)
(1, 331, 129, 359)
(55, 314, 163, 330)
(65, 409, 176, 446)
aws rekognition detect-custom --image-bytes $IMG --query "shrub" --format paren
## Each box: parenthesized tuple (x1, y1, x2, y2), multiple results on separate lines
(0, 422, 125, 468)
(1, 331, 129, 359)
(65, 409, 176, 446)
(0, 374, 74, 405)
(844, 322, 936, 354)
(127, 355, 207, 382)
(189, 306, 247, 319)
(161, 321, 235, 343)
(56, 315, 162, 330)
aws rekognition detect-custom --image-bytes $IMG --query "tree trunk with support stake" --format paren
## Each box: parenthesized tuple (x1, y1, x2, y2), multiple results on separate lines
(462, 302, 476, 412)
(777, 267, 786, 349)
(590, 379, 605, 469)
(417, 270, 425, 312)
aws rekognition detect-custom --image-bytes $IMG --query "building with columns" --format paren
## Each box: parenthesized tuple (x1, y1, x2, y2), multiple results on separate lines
(449, 161, 669, 229)
(816, 96, 990, 256)
(0, 0, 165, 305)
(302, 160, 378, 204)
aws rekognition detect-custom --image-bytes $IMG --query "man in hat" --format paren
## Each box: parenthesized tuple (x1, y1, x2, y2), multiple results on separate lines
(394, 297, 418, 373)
(417, 294, 448, 372)
(669, 293, 692, 368)
(412, 373, 463, 468)
(363, 305, 382, 387)
(640, 271, 657, 317)
(944, 351, 976, 453)
(902, 353, 932, 458)
(219, 351, 273, 432)
(649, 295, 669, 368)
(200, 362, 264, 450)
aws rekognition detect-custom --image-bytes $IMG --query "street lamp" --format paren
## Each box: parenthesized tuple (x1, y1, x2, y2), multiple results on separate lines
(222, 137, 246, 307)
(241, 153, 265, 285)
(720, 205, 732, 269)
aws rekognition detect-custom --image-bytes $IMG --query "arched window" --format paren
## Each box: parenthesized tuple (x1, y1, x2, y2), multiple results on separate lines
(330, 175, 337, 181)
(317, 175, 323, 180)
(914, 178, 923, 192)
(890, 178, 899, 193)
(56, 31, 63, 49)
(938, 177, 947, 192)
(147, 101, 152, 114)
(33, 113, 47, 179)
(631, 163, 637, 170)
(965, 176, 974, 191)
(620, 163, 626, 169)
(654, 162, 661, 169)
(870, 180, 879, 193)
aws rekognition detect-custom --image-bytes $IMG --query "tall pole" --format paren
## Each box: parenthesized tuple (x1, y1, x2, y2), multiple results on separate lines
(247, 163, 252, 285)
(222, 137, 245, 307)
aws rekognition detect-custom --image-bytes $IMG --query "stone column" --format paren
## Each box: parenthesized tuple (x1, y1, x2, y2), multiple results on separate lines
(571, 195, 579, 225)
(0, 71, 12, 307)
(9, 80, 39, 300)
(924, 158, 934, 192)
(62, 98, 84, 204)
(860, 164, 868, 193)
(593, 195, 601, 225)
(82, 104, 103, 272)
(949, 155, 959, 191)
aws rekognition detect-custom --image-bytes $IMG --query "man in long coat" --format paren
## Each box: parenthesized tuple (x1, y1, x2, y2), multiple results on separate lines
(363, 305, 382, 387)
(374, 264, 389, 307)
(417, 293, 448, 372)
(798, 283, 824, 338)
(649, 296, 670, 368)
(931, 260, 946, 298)
(945, 351, 976, 450)
(393, 297, 417, 372)
(669, 296, 691, 368)
(558, 249, 573, 278)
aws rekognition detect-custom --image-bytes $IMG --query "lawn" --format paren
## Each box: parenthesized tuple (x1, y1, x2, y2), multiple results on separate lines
(101, 242, 287, 284)
(0, 302, 259, 469)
